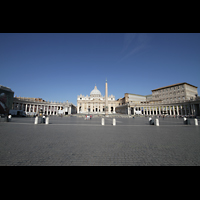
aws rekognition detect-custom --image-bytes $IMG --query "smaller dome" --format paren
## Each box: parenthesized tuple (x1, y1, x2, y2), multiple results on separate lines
(90, 85, 102, 97)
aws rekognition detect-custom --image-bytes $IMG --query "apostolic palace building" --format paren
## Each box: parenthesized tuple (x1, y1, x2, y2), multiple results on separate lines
(116, 82, 200, 116)
(1, 81, 200, 117)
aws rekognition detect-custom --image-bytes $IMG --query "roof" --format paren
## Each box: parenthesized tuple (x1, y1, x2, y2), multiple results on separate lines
(125, 93, 145, 97)
(152, 82, 197, 91)
(125, 93, 152, 97)
(0, 85, 14, 93)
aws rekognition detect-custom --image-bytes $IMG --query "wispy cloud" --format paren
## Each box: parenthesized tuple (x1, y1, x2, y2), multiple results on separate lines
(119, 33, 151, 62)
(121, 33, 137, 54)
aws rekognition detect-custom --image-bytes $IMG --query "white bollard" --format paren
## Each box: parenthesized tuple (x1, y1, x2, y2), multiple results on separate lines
(183, 117, 187, 125)
(45, 117, 49, 124)
(101, 118, 105, 125)
(113, 118, 116, 126)
(34, 116, 38, 124)
(8, 115, 12, 122)
(149, 117, 153, 125)
(149, 117, 152, 121)
(194, 119, 198, 126)
(156, 118, 159, 126)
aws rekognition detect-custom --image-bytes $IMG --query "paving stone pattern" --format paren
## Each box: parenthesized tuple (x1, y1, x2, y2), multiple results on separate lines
(0, 116, 200, 166)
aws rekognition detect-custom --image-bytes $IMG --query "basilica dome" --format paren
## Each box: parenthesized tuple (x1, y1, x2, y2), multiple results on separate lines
(90, 85, 102, 97)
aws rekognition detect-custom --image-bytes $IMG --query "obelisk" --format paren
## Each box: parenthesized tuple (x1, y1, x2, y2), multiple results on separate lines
(105, 79, 108, 117)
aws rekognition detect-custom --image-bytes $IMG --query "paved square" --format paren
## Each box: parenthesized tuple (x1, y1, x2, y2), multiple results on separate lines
(0, 116, 200, 166)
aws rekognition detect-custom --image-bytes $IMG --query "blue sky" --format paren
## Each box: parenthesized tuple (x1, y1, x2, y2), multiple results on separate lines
(1, 33, 200, 106)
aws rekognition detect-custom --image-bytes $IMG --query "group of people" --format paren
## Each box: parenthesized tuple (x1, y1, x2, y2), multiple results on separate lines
(85, 115, 92, 120)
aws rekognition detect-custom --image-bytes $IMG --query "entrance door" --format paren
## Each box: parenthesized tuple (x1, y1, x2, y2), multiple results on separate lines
(131, 107, 134, 115)
(111, 107, 113, 112)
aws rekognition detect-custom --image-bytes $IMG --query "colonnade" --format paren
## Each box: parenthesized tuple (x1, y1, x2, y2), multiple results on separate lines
(12, 102, 73, 115)
(128, 103, 200, 116)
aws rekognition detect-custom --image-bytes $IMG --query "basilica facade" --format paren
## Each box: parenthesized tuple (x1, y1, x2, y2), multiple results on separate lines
(77, 84, 117, 114)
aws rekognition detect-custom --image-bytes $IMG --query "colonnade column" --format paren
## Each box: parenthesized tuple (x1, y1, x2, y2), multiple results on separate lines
(188, 104, 191, 115)
(53, 106, 54, 114)
(50, 106, 52, 115)
(184, 105, 187, 115)
(176, 105, 179, 115)
(169, 106, 171, 115)
(191, 104, 194, 115)
(180, 105, 183, 115)
(199, 103, 200, 116)
(172, 106, 174, 115)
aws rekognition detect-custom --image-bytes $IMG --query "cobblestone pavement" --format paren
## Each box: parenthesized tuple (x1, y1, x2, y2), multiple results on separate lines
(0, 116, 200, 166)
